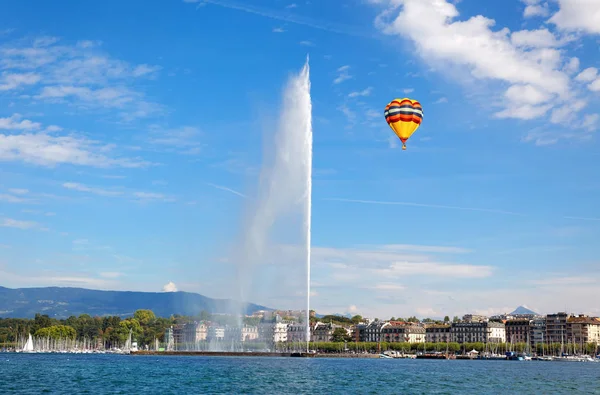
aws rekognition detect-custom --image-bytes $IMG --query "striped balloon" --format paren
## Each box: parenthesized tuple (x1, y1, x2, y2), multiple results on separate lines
(384, 98, 423, 150)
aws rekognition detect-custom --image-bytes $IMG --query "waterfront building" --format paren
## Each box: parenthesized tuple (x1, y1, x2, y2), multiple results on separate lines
(364, 320, 387, 343)
(287, 323, 307, 343)
(529, 318, 546, 348)
(352, 323, 368, 342)
(451, 321, 505, 343)
(546, 312, 569, 344)
(567, 315, 600, 346)
(207, 325, 225, 342)
(381, 322, 426, 343)
(425, 324, 451, 343)
(505, 319, 530, 344)
(312, 322, 337, 342)
(259, 322, 288, 344)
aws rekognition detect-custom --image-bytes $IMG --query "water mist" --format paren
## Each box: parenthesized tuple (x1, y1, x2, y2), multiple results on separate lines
(232, 57, 313, 352)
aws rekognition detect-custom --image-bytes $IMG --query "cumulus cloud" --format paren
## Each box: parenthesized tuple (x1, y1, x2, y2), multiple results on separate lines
(370, 0, 599, 144)
(548, 0, 600, 35)
(163, 281, 178, 292)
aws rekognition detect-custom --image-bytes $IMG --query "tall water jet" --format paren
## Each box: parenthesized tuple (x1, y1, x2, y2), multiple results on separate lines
(231, 57, 312, 352)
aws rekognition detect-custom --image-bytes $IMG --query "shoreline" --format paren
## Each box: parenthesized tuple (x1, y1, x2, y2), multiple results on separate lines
(130, 351, 380, 358)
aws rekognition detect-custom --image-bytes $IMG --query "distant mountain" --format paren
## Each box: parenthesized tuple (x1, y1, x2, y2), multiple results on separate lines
(510, 305, 538, 316)
(0, 286, 271, 319)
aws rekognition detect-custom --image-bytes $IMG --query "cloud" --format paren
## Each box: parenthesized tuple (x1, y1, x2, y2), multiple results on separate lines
(333, 65, 352, 84)
(62, 181, 175, 202)
(272, 27, 285, 33)
(0, 217, 39, 230)
(146, 125, 203, 155)
(348, 87, 373, 97)
(0, 114, 151, 168)
(520, 0, 550, 18)
(325, 197, 523, 216)
(8, 188, 28, 195)
(163, 281, 178, 292)
(299, 40, 314, 46)
(0, 35, 162, 120)
(0, 72, 41, 91)
(548, 0, 600, 35)
(0, 114, 42, 130)
(371, 0, 597, 140)
(63, 182, 123, 197)
(0, 193, 33, 203)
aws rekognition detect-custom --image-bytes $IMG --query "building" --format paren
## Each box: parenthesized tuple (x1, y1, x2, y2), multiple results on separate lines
(259, 322, 288, 344)
(529, 318, 546, 348)
(352, 323, 367, 342)
(425, 324, 451, 343)
(312, 322, 337, 342)
(364, 320, 387, 343)
(451, 321, 505, 343)
(462, 314, 488, 323)
(505, 319, 530, 344)
(381, 322, 426, 343)
(287, 323, 308, 343)
(546, 312, 569, 344)
(567, 315, 600, 346)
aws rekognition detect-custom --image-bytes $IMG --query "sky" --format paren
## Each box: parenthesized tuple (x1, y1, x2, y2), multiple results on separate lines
(1, 0, 599, 320)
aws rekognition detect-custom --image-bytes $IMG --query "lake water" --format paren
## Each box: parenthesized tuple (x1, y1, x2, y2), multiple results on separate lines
(1, 354, 599, 394)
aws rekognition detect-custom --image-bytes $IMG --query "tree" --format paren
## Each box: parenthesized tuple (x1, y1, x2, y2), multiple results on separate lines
(134, 310, 156, 325)
(331, 328, 351, 343)
(444, 316, 450, 323)
(452, 316, 460, 323)
(351, 315, 363, 324)
(34, 325, 76, 340)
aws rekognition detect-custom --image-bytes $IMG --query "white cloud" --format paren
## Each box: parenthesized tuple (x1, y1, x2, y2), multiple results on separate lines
(548, 0, 600, 35)
(510, 28, 572, 48)
(147, 125, 203, 154)
(348, 87, 373, 97)
(0, 36, 162, 120)
(8, 188, 28, 195)
(63, 182, 123, 197)
(163, 281, 178, 292)
(520, 0, 550, 18)
(0, 72, 41, 91)
(0, 130, 150, 168)
(575, 67, 597, 83)
(371, 0, 598, 141)
(273, 27, 285, 33)
(333, 65, 352, 84)
(0, 114, 150, 168)
(0, 217, 38, 230)
(0, 193, 31, 203)
(0, 114, 42, 130)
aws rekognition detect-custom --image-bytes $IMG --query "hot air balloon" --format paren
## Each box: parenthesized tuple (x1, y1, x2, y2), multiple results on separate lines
(384, 98, 423, 150)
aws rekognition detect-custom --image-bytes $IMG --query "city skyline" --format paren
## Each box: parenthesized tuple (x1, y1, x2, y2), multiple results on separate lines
(1, 0, 599, 319)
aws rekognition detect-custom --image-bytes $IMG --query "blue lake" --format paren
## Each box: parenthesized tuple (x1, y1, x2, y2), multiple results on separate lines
(1, 354, 599, 394)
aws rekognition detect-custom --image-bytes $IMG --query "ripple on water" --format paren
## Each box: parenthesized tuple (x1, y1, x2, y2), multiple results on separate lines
(1, 354, 600, 394)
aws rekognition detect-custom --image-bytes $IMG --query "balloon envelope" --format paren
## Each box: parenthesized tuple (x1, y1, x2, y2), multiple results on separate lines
(384, 98, 423, 150)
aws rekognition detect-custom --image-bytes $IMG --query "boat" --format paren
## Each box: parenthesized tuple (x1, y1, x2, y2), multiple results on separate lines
(22, 334, 35, 353)
(379, 353, 393, 359)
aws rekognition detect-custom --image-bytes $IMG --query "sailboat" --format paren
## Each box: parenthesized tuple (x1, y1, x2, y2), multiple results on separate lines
(23, 333, 34, 353)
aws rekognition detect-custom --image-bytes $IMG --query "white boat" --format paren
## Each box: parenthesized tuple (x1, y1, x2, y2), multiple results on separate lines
(22, 334, 34, 353)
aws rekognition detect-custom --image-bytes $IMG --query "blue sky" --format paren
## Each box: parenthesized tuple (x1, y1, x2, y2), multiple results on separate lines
(1, 0, 599, 319)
